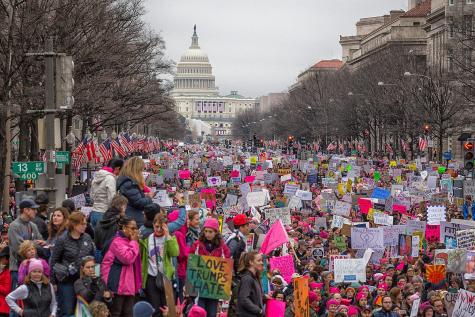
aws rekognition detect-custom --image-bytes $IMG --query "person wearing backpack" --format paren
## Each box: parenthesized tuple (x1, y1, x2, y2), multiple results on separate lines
(226, 214, 250, 274)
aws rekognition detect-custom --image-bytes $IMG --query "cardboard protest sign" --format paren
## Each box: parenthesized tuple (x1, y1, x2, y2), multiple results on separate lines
(373, 212, 393, 226)
(246, 191, 267, 207)
(265, 207, 291, 226)
(153, 190, 172, 207)
(452, 289, 475, 317)
(186, 254, 233, 300)
(269, 255, 295, 284)
(333, 201, 351, 217)
(334, 258, 366, 283)
(457, 229, 475, 249)
(383, 225, 405, 247)
(427, 206, 446, 225)
(293, 277, 310, 317)
(295, 190, 312, 201)
(329, 254, 350, 271)
(444, 292, 459, 317)
(425, 264, 446, 284)
(351, 227, 384, 250)
(425, 224, 440, 243)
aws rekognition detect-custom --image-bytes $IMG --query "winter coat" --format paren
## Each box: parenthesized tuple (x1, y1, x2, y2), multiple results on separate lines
(74, 276, 111, 305)
(94, 207, 121, 251)
(101, 232, 141, 296)
(236, 270, 264, 317)
(139, 235, 179, 287)
(117, 176, 152, 227)
(8, 218, 42, 271)
(0, 268, 11, 314)
(6, 282, 56, 317)
(372, 309, 399, 317)
(189, 239, 231, 258)
(49, 231, 95, 285)
(174, 230, 189, 280)
(91, 168, 117, 213)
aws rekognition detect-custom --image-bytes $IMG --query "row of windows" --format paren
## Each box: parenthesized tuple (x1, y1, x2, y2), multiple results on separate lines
(177, 67, 210, 74)
(449, 0, 474, 5)
(447, 15, 473, 38)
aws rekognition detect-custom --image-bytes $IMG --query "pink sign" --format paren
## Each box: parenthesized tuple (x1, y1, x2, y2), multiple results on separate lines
(269, 255, 295, 284)
(245, 175, 256, 183)
(358, 198, 372, 214)
(266, 299, 285, 317)
(425, 224, 440, 243)
(230, 170, 240, 178)
(178, 170, 191, 179)
(393, 204, 408, 215)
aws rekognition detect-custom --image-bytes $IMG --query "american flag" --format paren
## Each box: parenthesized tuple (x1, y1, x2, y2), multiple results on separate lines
(73, 138, 88, 156)
(86, 138, 97, 161)
(357, 142, 367, 153)
(327, 141, 336, 152)
(401, 139, 409, 152)
(99, 139, 112, 162)
(419, 137, 428, 152)
(385, 143, 394, 154)
(111, 137, 127, 157)
(312, 142, 319, 152)
(339, 143, 345, 153)
(119, 133, 133, 153)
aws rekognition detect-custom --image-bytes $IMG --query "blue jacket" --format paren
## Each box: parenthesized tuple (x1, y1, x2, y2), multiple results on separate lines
(372, 309, 399, 317)
(117, 176, 152, 227)
(463, 202, 475, 220)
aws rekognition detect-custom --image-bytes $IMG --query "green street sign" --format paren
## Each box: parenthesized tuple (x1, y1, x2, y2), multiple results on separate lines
(12, 161, 45, 180)
(55, 151, 70, 164)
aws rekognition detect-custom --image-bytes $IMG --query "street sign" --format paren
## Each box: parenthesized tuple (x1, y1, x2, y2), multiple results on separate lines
(55, 151, 70, 164)
(12, 161, 46, 180)
(443, 151, 452, 161)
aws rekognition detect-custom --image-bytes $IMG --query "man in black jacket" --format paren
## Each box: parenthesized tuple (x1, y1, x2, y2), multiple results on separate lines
(226, 214, 250, 273)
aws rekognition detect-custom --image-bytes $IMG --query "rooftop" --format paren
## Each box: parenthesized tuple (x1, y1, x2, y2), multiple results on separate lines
(401, 0, 431, 18)
(313, 59, 344, 69)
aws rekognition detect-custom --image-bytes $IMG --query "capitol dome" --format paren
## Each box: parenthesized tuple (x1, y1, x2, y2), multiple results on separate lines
(172, 25, 218, 97)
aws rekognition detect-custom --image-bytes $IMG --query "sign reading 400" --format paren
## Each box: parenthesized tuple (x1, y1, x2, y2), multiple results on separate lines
(12, 161, 45, 180)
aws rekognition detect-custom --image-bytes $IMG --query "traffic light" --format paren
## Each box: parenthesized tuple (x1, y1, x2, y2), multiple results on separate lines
(463, 139, 474, 171)
(288, 136, 294, 148)
(424, 124, 430, 135)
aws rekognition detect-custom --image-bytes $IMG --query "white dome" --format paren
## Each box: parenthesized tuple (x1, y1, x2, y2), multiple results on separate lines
(180, 48, 210, 63)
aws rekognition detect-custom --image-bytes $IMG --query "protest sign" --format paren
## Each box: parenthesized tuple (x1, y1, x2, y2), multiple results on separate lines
(70, 193, 86, 208)
(331, 215, 351, 229)
(246, 191, 267, 207)
(373, 212, 393, 226)
(398, 235, 413, 256)
(406, 220, 427, 235)
(383, 225, 405, 247)
(79, 206, 92, 218)
(411, 236, 420, 257)
(287, 196, 303, 210)
(315, 217, 327, 230)
(452, 289, 475, 317)
(186, 254, 233, 300)
(410, 298, 421, 317)
(269, 255, 295, 283)
(329, 254, 350, 271)
(425, 264, 446, 284)
(447, 249, 467, 273)
(427, 205, 446, 225)
(334, 258, 366, 283)
(293, 277, 309, 317)
(465, 251, 475, 280)
(333, 201, 351, 217)
(239, 183, 250, 197)
(284, 184, 299, 196)
(464, 179, 475, 199)
(280, 174, 292, 182)
(457, 229, 475, 249)
(371, 187, 391, 200)
(358, 198, 372, 214)
(440, 221, 475, 248)
(266, 299, 285, 317)
(265, 207, 292, 226)
(295, 190, 312, 201)
(312, 248, 325, 259)
(425, 224, 440, 243)
(224, 194, 238, 207)
(351, 227, 384, 250)
(445, 292, 459, 317)
(153, 190, 172, 207)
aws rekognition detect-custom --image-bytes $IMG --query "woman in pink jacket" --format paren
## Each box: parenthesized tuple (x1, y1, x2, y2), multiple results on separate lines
(167, 209, 188, 303)
(101, 217, 141, 317)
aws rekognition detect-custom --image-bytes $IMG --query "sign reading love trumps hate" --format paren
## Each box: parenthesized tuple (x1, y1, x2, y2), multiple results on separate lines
(186, 254, 233, 300)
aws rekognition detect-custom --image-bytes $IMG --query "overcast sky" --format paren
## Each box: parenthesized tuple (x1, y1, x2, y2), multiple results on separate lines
(143, 0, 407, 97)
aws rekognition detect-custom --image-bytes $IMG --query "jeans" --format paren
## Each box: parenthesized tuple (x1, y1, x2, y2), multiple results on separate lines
(90, 210, 104, 228)
(110, 295, 135, 317)
(197, 297, 218, 317)
(176, 277, 185, 303)
(57, 282, 76, 317)
(145, 275, 167, 317)
(9, 271, 18, 317)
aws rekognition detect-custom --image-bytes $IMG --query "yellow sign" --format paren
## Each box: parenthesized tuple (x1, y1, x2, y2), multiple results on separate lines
(368, 208, 375, 221)
(346, 179, 353, 193)
(408, 163, 417, 171)
(250, 156, 258, 165)
(389, 161, 397, 167)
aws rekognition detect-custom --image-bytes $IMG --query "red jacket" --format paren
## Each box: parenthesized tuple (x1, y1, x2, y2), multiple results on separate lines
(190, 239, 231, 258)
(0, 269, 11, 314)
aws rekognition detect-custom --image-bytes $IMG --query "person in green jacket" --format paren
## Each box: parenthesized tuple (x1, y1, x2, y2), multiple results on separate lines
(139, 213, 179, 317)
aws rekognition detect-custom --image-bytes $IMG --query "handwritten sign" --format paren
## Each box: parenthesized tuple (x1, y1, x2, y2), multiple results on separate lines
(333, 201, 351, 217)
(186, 254, 233, 300)
(440, 221, 475, 248)
(207, 176, 222, 187)
(351, 227, 384, 250)
(246, 191, 266, 207)
(457, 229, 475, 249)
(295, 190, 312, 201)
(269, 255, 295, 284)
(427, 206, 446, 225)
(293, 277, 310, 317)
(329, 254, 350, 271)
(452, 289, 475, 317)
(373, 212, 393, 226)
(265, 207, 291, 226)
(334, 258, 366, 283)
(284, 184, 299, 196)
(383, 225, 405, 246)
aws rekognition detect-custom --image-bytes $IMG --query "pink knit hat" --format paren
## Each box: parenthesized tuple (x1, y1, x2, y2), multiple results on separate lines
(348, 306, 359, 317)
(330, 287, 341, 294)
(356, 292, 367, 301)
(203, 217, 219, 232)
(28, 259, 43, 274)
(188, 305, 207, 317)
(326, 299, 339, 309)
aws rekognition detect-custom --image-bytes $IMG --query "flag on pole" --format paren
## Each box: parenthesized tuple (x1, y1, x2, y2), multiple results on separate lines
(119, 133, 133, 153)
(401, 139, 409, 152)
(418, 137, 428, 152)
(260, 219, 289, 255)
(99, 139, 112, 162)
(86, 139, 97, 161)
(75, 296, 92, 317)
(385, 143, 394, 154)
(111, 137, 127, 157)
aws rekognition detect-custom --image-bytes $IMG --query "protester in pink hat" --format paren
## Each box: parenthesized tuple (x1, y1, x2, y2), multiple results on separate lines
(326, 299, 339, 317)
(189, 217, 230, 317)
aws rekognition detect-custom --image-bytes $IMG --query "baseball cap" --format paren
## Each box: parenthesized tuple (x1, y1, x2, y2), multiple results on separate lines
(233, 214, 251, 226)
(19, 199, 39, 210)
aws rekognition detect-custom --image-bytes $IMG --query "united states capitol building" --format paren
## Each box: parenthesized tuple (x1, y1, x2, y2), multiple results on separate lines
(172, 26, 258, 139)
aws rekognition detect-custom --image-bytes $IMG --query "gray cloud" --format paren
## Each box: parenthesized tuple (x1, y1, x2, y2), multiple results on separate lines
(143, 0, 407, 97)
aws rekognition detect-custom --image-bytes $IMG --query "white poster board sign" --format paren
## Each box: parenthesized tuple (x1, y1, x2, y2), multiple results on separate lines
(334, 258, 366, 283)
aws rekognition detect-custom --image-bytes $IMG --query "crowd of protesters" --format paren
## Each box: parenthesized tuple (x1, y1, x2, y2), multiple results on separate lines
(0, 142, 474, 317)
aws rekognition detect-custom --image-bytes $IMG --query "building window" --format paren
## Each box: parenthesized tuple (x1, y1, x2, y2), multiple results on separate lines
(449, 0, 454, 5)
(464, 15, 473, 36)
(468, 0, 473, 4)
(448, 17, 455, 38)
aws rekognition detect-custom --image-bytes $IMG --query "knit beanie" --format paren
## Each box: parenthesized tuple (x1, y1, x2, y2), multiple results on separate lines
(133, 301, 155, 317)
(28, 259, 43, 274)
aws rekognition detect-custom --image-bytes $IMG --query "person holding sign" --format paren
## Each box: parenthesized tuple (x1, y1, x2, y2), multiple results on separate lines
(236, 251, 265, 317)
(189, 218, 231, 317)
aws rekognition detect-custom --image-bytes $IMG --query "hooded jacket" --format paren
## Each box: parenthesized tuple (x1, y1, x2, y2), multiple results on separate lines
(91, 168, 117, 213)
(117, 176, 152, 227)
(236, 270, 264, 317)
(94, 207, 121, 251)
